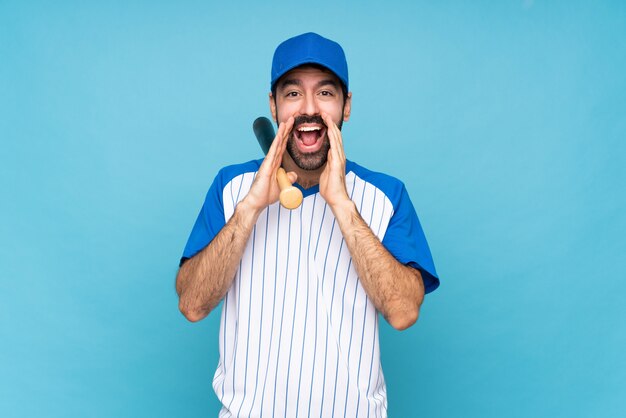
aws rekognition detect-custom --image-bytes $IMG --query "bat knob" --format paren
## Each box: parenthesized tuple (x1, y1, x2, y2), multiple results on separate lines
(280, 186, 303, 210)
(276, 167, 303, 209)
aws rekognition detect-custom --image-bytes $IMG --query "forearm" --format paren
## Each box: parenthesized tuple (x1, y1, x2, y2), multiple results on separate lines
(176, 199, 261, 322)
(331, 200, 425, 330)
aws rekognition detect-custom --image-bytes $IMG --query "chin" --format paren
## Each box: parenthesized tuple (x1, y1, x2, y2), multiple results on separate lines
(287, 137, 330, 170)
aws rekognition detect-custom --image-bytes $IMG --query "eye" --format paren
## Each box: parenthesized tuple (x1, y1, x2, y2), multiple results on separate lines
(286, 91, 299, 97)
(319, 90, 333, 96)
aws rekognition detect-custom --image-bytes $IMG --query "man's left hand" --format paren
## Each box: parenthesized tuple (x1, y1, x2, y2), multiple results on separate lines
(319, 112, 351, 208)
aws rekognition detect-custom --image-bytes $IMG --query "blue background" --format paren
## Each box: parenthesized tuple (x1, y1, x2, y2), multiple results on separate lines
(1, 1, 625, 417)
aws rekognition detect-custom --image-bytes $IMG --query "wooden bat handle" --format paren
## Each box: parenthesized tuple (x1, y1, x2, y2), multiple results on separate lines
(276, 167, 303, 210)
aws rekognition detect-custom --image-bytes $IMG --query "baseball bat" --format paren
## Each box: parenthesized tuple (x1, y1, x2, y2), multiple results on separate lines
(253, 117, 303, 210)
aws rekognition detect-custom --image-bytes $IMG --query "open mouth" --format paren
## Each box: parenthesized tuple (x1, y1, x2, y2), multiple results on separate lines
(293, 124, 327, 152)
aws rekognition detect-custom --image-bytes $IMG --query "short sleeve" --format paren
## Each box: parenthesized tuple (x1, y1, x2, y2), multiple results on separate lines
(381, 185, 440, 294)
(179, 175, 226, 266)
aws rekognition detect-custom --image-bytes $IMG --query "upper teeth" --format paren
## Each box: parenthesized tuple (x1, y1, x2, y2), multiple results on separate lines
(298, 126, 321, 132)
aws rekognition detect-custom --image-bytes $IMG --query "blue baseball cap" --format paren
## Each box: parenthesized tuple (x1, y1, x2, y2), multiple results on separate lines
(271, 32, 349, 91)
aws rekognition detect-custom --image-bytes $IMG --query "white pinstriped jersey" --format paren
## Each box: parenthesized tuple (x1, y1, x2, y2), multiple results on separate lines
(181, 159, 439, 418)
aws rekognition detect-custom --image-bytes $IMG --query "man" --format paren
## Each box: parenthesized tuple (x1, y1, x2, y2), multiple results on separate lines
(176, 32, 439, 417)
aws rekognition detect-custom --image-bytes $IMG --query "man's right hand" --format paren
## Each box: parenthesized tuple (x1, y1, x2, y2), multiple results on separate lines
(176, 117, 296, 321)
(241, 116, 296, 213)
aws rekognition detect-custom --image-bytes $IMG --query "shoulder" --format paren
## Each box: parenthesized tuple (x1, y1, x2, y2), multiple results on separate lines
(212, 159, 262, 189)
(346, 160, 407, 210)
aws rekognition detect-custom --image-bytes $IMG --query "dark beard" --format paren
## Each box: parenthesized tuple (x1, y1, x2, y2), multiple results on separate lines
(285, 114, 343, 171)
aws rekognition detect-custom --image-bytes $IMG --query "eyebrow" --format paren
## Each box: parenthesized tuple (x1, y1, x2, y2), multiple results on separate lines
(278, 78, 302, 89)
(278, 78, 341, 91)
(316, 79, 341, 90)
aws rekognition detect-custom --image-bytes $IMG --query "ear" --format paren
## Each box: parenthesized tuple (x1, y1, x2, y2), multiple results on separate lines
(269, 93, 277, 122)
(343, 92, 352, 122)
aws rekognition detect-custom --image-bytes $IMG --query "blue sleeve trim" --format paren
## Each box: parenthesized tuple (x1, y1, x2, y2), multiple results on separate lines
(180, 159, 262, 262)
(347, 160, 440, 294)
(346, 161, 404, 206)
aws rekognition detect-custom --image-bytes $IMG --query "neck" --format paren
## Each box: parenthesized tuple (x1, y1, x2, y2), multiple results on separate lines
(282, 154, 325, 189)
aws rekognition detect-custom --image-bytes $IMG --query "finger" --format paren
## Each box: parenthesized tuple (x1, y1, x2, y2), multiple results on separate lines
(331, 121, 345, 160)
(262, 116, 294, 171)
(321, 113, 337, 148)
(272, 117, 293, 153)
(322, 112, 343, 151)
(322, 112, 343, 142)
(281, 116, 295, 138)
(330, 125, 344, 161)
(260, 126, 283, 170)
(269, 117, 291, 156)
(286, 171, 298, 184)
(322, 113, 345, 162)
(273, 116, 294, 163)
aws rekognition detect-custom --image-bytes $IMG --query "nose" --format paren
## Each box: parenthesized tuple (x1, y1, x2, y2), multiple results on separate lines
(300, 93, 318, 116)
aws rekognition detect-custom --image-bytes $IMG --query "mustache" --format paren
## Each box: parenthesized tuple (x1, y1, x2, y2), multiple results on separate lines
(293, 115, 325, 128)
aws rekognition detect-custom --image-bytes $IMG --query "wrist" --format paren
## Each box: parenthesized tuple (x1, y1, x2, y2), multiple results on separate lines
(329, 197, 357, 223)
(235, 197, 263, 226)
